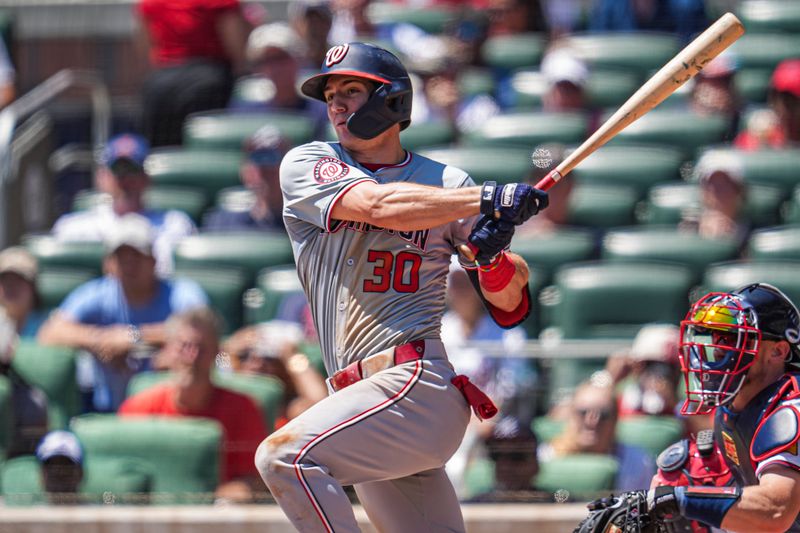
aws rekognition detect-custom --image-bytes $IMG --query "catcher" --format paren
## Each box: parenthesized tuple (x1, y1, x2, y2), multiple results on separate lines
(575, 283, 800, 533)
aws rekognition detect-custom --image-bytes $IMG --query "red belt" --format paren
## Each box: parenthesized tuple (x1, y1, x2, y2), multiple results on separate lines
(330, 340, 426, 392)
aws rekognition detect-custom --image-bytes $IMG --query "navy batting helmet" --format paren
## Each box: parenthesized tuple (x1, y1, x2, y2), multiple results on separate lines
(301, 42, 412, 139)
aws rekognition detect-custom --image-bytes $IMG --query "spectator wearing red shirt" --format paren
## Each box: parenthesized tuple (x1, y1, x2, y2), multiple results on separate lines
(135, 0, 249, 147)
(118, 307, 267, 503)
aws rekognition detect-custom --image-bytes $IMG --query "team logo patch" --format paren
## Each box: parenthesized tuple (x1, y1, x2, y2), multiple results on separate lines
(721, 432, 740, 465)
(325, 44, 350, 67)
(314, 157, 350, 184)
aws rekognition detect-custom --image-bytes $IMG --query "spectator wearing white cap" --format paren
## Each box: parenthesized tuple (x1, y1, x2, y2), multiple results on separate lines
(287, 0, 333, 68)
(38, 213, 208, 413)
(541, 47, 589, 113)
(51, 133, 197, 278)
(0, 246, 45, 338)
(36, 430, 84, 504)
(690, 51, 742, 141)
(202, 125, 289, 232)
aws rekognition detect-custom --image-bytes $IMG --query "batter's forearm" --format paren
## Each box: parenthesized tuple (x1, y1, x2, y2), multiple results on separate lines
(333, 182, 481, 231)
(480, 253, 529, 311)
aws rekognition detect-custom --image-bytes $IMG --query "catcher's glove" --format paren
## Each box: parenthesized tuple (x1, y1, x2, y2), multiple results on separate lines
(573, 491, 660, 533)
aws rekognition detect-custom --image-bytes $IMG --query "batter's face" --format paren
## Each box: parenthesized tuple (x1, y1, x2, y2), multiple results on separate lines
(323, 75, 374, 147)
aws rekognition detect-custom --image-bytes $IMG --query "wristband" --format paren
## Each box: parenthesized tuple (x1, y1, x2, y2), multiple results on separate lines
(480, 181, 497, 217)
(478, 252, 515, 292)
(675, 486, 741, 529)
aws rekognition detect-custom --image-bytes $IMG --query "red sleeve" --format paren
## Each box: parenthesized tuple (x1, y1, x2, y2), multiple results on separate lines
(117, 386, 165, 415)
(206, 0, 240, 11)
(223, 395, 267, 481)
(484, 286, 531, 329)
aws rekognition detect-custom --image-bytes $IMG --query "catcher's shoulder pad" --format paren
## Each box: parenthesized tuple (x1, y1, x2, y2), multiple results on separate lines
(657, 438, 689, 473)
(751, 403, 800, 463)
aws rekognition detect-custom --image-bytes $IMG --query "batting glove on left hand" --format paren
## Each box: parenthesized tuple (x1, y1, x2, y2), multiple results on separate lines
(467, 215, 515, 265)
(480, 181, 549, 225)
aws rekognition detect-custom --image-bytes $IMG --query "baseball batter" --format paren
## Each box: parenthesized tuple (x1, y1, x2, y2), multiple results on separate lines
(255, 42, 548, 532)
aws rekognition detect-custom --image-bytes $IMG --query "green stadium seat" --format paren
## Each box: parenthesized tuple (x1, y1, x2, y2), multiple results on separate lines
(173, 232, 294, 285)
(481, 33, 546, 70)
(782, 185, 800, 224)
(366, 2, 457, 34)
(729, 33, 800, 71)
(512, 229, 596, 286)
(36, 266, 95, 311)
(740, 0, 800, 33)
(536, 454, 619, 497)
(230, 76, 273, 108)
(400, 120, 456, 151)
(0, 375, 11, 459)
(544, 356, 609, 408)
(71, 414, 222, 503)
(605, 109, 727, 157)
(568, 183, 638, 227)
(542, 261, 693, 339)
(701, 260, 800, 304)
(173, 266, 249, 334)
(463, 111, 588, 147)
(748, 225, 800, 261)
(694, 148, 800, 195)
(127, 371, 285, 432)
(510, 68, 640, 109)
(558, 32, 679, 76)
(601, 227, 739, 283)
(244, 265, 305, 325)
(458, 68, 495, 98)
(12, 341, 80, 430)
(616, 415, 684, 458)
(532, 416, 566, 443)
(183, 111, 315, 150)
(215, 186, 253, 213)
(23, 234, 104, 273)
(72, 187, 210, 224)
(146, 148, 241, 200)
(568, 145, 683, 196)
(417, 145, 531, 184)
(736, 68, 773, 103)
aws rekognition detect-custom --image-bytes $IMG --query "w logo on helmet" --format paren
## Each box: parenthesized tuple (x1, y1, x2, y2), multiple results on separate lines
(325, 44, 350, 67)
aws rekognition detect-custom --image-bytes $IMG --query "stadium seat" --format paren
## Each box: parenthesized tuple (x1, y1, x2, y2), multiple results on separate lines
(616, 416, 684, 458)
(601, 227, 739, 283)
(214, 186, 254, 214)
(366, 2, 457, 34)
(542, 261, 694, 339)
(145, 148, 241, 200)
(567, 183, 638, 227)
(729, 33, 800, 71)
(173, 266, 249, 334)
(568, 145, 683, 196)
(532, 416, 565, 443)
(481, 33, 546, 70)
(417, 145, 532, 184)
(739, 0, 800, 33)
(693, 148, 800, 195)
(173, 232, 294, 285)
(736, 68, 773, 103)
(512, 229, 596, 286)
(748, 225, 800, 261)
(71, 414, 222, 503)
(400, 120, 456, 151)
(244, 265, 306, 325)
(127, 371, 285, 432)
(0, 375, 11, 459)
(558, 32, 679, 76)
(36, 266, 96, 311)
(604, 109, 727, 157)
(72, 186, 210, 224)
(781, 185, 800, 225)
(536, 454, 619, 497)
(462, 111, 588, 148)
(183, 111, 315, 150)
(23, 234, 104, 273)
(510, 68, 640, 109)
(12, 341, 80, 430)
(458, 67, 495, 98)
(701, 260, 800, 304)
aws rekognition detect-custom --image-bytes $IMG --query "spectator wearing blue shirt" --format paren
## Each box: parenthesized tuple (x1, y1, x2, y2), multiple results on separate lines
(202, 125, 288, 233)
(38, 213, 208, 413)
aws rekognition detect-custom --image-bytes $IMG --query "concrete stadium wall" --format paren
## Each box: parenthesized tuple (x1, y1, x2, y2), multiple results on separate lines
(0, 503, 588, 533)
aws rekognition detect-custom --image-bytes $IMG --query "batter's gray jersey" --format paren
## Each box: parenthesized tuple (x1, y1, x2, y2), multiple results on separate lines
(281, 141, 478, 375)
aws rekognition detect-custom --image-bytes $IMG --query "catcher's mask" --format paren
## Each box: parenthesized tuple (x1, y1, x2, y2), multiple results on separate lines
(679, 283, 800, 415)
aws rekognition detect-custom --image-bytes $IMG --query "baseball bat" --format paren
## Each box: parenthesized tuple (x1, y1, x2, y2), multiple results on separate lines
(459, 12, 745, 261)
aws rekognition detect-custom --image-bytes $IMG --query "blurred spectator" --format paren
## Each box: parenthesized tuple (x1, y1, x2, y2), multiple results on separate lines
(0, 246, 45, 338)
(690, 52, 742, 141)
(51, 134, 196, 278)
(288, 0, 334, 68)
(223, 320, 327, 426)
(735, 59, 800, 150)
(540, 376, 655, 491)
(589, 0, 707, 43)
(605, 323, 681, 418)
(328, 0, 374, 45)
(0, 38, 15, 109)
(230, 25, 327, 135)
(540, 48, 589, 113)
(38, 213, 208, 413)
(679, 150, 750, 248)
(518, 143, 573, 235)
(485, 0, 547, 36)
(119, 307, 267, 503)
(0, 305, 48, 458)
(36, 430, 84, 505)
(203, 125, 289, 232)
(135, 0, 249, 146)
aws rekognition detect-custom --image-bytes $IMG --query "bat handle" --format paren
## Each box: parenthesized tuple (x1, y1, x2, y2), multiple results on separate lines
(459, 242, 479, 263)
(534, 169, 562, 191)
